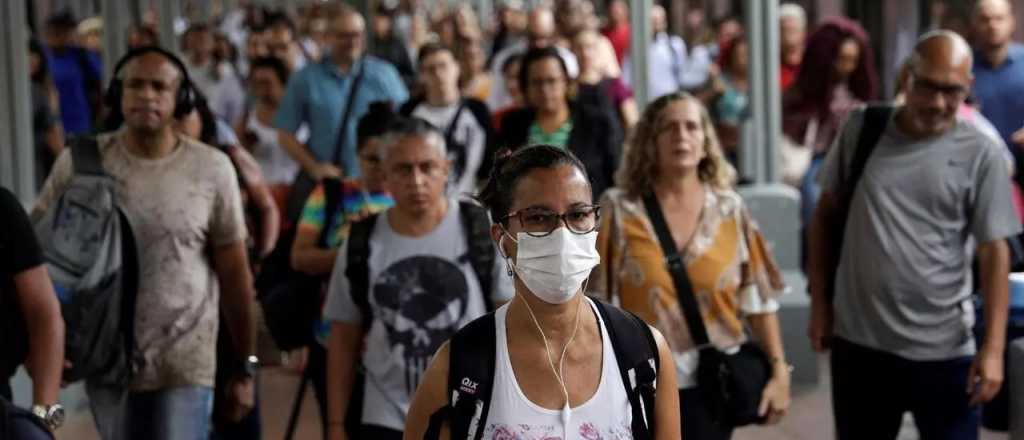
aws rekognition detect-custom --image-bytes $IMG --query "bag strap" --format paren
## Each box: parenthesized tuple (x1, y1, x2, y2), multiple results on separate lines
(594, 300, 659, 439)
(839, 105, 893, 207)
(445, 100, 467, 141)
(641, 192, 711, 347)
(70, 136, 105, 176)
(330, 60, 367, 167)
(445, 313, 497, 440)
(318, 178, 345, 248)
(458, 201, 495, 311)
(345, 212, 379, 328)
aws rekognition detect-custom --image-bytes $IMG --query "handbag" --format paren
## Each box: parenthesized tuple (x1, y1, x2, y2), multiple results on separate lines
(642, 192, 771, 428)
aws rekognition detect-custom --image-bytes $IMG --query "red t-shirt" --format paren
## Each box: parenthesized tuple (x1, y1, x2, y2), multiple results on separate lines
(603, 24, 631, 64)
(780, 61, 800, 90)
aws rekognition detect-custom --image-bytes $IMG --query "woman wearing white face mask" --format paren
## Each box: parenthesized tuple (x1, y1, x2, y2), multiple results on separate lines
(403, 145, 681, 440)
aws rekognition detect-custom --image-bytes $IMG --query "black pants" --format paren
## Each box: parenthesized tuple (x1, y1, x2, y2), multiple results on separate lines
(308, 342, 330, 438)
(831, 337, 979, 440)
(360, 424, 403, 440)
(679, 388, 734, 440)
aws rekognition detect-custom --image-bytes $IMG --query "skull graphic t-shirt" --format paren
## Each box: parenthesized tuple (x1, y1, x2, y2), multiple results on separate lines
(323, 199, 514, 431)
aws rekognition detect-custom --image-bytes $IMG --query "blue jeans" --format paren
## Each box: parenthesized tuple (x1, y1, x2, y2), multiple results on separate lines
(831, 337, 980, 440)
(87, 382, 213, 440)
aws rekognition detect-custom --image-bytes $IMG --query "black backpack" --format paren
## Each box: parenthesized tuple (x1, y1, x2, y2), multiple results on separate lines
(426, 299, 661, 440)
(257, 178, 346, 351)
(344, 200, 496, 321)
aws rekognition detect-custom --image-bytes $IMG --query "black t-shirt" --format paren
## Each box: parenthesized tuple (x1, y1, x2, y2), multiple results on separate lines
(0, 187, 43, 378)
(0, 187, 42, 280)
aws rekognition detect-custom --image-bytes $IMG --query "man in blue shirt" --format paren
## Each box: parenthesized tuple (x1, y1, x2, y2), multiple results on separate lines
(972, 0, 1024, 183)
(44, 13, 102, 136)
(274, 4, 408, 180)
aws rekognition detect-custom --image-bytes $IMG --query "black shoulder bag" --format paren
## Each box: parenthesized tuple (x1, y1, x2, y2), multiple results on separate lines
(642, 192, 771, 428)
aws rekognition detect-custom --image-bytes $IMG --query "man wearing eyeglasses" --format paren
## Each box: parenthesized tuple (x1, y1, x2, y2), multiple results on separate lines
(322, 118, 513, 440)
(809, 31, 1022, 440)
(274, 4, 409, 186)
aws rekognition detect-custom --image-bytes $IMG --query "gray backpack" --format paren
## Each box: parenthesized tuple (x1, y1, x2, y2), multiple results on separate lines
(33, 137, 139, 386)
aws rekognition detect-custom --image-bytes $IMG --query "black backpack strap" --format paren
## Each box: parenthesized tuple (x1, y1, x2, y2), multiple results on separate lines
(70, 136, 104, 176)
(458, 201, 496, 311)
(594, 300, 660, 439)
(445, 313, 497, 440)
(345, 213, 379, 328)
(841, 105, 893, 204)
(318, 178, 345, 248)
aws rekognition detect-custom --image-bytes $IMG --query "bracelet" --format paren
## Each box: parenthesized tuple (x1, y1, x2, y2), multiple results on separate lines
(771, 357, 795, 373)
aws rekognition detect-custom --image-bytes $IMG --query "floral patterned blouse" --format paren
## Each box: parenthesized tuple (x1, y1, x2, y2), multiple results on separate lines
(589, 185, 786, 387)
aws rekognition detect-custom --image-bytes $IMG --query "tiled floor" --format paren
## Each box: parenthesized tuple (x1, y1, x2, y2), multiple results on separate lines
(57, 360, 1010, 440)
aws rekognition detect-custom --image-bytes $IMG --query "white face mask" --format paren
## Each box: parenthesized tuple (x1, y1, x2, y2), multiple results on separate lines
(501, 227, 601, 304)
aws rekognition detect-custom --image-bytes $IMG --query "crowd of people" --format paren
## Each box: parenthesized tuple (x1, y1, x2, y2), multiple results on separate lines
(3, 0, 1024, 439)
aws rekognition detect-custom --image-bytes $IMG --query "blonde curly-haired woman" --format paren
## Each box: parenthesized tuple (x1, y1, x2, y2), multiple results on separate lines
(589, 92, 791, 440)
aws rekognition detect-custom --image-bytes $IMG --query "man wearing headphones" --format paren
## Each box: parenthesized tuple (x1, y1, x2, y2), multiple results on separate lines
(33, 47, 258, 440)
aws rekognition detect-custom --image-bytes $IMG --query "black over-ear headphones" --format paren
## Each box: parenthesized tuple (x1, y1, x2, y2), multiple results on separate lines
(104, 45, 197, 119)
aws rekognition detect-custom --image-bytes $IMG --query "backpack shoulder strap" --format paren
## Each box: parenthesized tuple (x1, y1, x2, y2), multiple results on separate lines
(318, 178, 345, 248)
(70, 136, 104, 176)
(842, 104, 893, 200)
(594, 300, 659, 439)
(458, 201, 495, 311)
(446, 312, 497, 440)
(345, 212, 379, 327)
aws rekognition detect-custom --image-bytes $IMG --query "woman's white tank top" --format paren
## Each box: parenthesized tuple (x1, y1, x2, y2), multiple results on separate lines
(483, 298, 635, 439)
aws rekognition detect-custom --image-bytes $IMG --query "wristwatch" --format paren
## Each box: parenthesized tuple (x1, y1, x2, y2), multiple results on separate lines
(31, 403, 65, 431)
(238, 355, 260, 378)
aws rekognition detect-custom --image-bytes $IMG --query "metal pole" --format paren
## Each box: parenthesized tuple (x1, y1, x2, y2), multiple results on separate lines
(158, 0, 181, 53)
(101, 0, 129, 82)
(0, 0, 36, 201)
(740, 0, 763, 183)
(762, 0, 780, 183)
(629, 0, 652, 109)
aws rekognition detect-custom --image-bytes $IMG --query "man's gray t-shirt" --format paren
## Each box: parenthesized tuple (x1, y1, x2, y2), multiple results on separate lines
(323, 199, 514, 431)
(818, 107, 1022, 361)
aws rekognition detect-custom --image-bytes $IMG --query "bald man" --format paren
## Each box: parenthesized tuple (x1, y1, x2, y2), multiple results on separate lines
(972, 0, 1024, 181)
(809, 31, 1021, 440)
(486, 6, 579, 110)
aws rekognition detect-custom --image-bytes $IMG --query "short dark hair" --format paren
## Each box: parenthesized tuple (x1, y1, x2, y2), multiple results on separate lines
(248, 56, 291, 85)
(501, 53, 523, 75)
(45, 11, 78, 31)
(416, 42, 454, 67)
(356, 101, 398, 150)
(265, 11, 297, 35)
(517, 46, 569, 97)
(477, 145, 590, 224)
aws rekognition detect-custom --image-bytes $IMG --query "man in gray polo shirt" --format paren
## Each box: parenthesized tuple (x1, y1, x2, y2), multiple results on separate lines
(809, 31, 1021, 440)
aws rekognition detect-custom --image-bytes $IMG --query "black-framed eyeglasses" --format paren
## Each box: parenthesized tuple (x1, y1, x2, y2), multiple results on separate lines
(502, 205, 601, 237)
(909, 73, 969, 101)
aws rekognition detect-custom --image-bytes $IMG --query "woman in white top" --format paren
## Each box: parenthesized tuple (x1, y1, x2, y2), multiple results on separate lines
(404, 145, 680, 439)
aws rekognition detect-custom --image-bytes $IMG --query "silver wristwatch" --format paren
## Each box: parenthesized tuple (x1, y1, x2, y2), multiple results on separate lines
(31, 403, 65, 431)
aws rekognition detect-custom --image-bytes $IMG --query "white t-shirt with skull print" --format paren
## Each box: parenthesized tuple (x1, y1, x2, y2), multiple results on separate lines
(324, 199, 514, 431)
